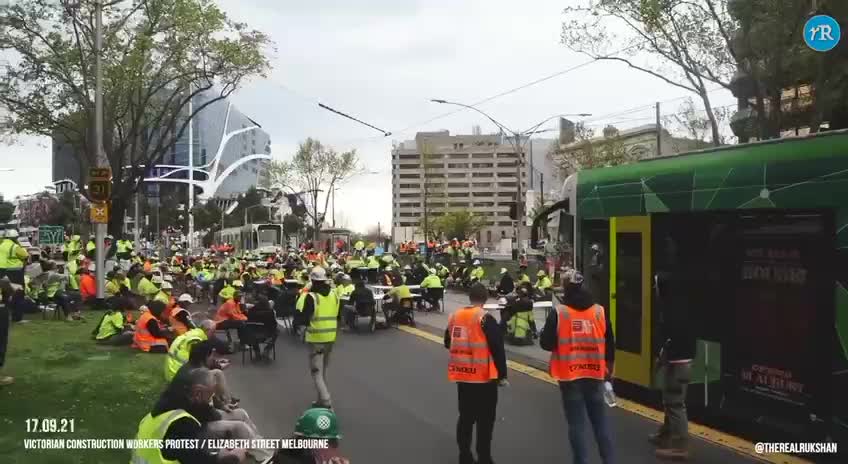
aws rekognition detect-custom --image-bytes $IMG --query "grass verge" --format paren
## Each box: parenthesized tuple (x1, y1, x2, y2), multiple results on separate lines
(0, 312, 165, 464)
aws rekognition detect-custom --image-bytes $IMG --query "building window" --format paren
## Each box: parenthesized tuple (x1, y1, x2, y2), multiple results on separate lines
(449, 202, 469, 208)
(399, 154, 418, 160)
(472, 182, 492, 188)
(399, 174, 420, 179)
(475, 202, 495, 207)
(448, 192, 466, 198)
(471, 191, 493, 197)
(447, 163, 468, 169)
(399, 212, 418, 217)
(471, 163, 494, 168)
(500, 182, 517, 188)
(486, 230, 492, 243)
(399, 164, 420, 169)
(472, 153, 492, 159)
(399, 193, 418, 198)
(399, 222, 417, 227)
(448, 173, 466, 178)
(472, 172, 493, 178)
(400, 202, 420, 207)
(448, 153, 468, 159)
(497, 153, 516, 159)
(447, 183, 466, 188)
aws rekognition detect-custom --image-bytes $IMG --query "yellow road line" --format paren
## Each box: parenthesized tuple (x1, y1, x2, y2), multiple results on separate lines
(398, 325, 810, 464)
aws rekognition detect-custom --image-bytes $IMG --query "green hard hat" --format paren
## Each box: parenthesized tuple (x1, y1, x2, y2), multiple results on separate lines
(294, 408, 341, 439)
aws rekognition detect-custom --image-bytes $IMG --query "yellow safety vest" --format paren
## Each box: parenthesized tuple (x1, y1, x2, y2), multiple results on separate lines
(304, 293, 339, 344)
(0, 239, 25, 270)
(335, 283, 354, 299)
(164, 328, 207, 381)
(154, 291, 171, 306)
(105, 279, 121, 298)
(421, 274, 443, 289)
(116, 240, 131, 253)
(137, 278, 158, 299)
(130, 410, 200, 464)
(96, 312, 125, 340)
(218, 285, 235, 301)
(86, 241, 95, 253)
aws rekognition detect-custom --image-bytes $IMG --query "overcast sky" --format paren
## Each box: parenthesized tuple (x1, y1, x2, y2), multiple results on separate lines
(0, 0, 733, 232)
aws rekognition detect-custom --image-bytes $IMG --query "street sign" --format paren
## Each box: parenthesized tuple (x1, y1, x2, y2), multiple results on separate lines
(88, 179, 111, 202)
(38, 225, 64, 245)
(90, 203, 109, 224)
(89, 167, 111, 180)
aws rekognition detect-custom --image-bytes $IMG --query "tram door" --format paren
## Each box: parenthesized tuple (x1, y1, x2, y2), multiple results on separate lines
(609, 216, 653, 387)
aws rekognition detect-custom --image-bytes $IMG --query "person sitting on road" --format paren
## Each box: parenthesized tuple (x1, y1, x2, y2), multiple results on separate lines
(503, 287, 536, 345)
(274, 407, 350, 464)
(154, 280, 175, 315)
(347, 279, 376, 326)
(169, 293, 197, 336)
(105, 270, 129, 308)
(496, 268, 514, 296)
(217, 278, 237, 303)
(469, 259, 485, 284)
(534, 270, 553, 299)
(420, 268, 444, 311)
(215, 289, 247, 331)
(131, 367, 249, 464)
(517, 263, 531, 285)
(132, 300, 174, 353)
(383, 278, 414, 325)
(92, 297, 135, 345)
(240, 294, 277, 360)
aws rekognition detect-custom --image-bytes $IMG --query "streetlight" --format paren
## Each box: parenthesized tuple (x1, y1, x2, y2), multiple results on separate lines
(430, 99, 590, 258)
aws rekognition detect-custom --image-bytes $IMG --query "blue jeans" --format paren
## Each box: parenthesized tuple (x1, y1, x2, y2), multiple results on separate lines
(559, 379, 614, 464)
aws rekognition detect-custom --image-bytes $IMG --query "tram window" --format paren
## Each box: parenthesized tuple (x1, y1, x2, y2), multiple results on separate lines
(615, 233, 642, 354)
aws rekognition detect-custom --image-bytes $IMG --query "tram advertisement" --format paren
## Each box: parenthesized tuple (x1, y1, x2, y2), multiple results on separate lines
(728, 215, 825, 411)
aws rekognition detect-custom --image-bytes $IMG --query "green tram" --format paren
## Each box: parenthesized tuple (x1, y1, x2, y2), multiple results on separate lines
(531, 130, 848, 443)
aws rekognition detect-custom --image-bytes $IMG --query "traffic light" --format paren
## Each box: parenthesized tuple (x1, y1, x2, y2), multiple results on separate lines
(508, 202, 518, 220)
(88, 180, 111, 202)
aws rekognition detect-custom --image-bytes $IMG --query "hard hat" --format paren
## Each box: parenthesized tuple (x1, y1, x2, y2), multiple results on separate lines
(163, 275, 173, 282)
(76, 255, 84, 261)
(151, 275, 163, 284)
(429, 268, 436, 275)
(459, 260, 466, 264)
(175, 252, 182, 257)
(342, 274, 352, 282)
(473, 260, 480, 265)
(5, 229, 19, 238)
(294, 408, 341, 439)
(498, 297, 507, 306)
(403, 265, 411, 271)
(232, 280, 244, 287)
(88, 263, 96, 271)
(385, 266, 393, 272)
(537, 270, 546, 277)
(564, 268, 585, 285)
(130, 251, 137, 257)
(309, 266, 328, 281)
(106, 234, 114, 240)
(500, 268, 507, 274)
(71, 235, 80, 241)
(161, 281, 173, 290)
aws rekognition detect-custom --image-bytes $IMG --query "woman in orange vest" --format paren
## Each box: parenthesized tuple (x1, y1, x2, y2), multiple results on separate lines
(132, 301, 172, 353)
(168, 294, 197, 336)
(539, 269, 615, 464)
(444, 283, 507, 464)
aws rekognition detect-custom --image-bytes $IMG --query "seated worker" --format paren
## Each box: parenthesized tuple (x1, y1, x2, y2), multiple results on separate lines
(91, 297, 135, 345)
(217, 278, 237, 303)
(215, 289, 247, 331)
(383, 278, 414, 326)
(165, 320, 221, 382)
(334, 274, 355, 300)
(154, 280, 175, 313)
(535, 270, 553, 299)
(169, 293, 198, 336)
(436, 262, 450, 282)
(136, 270, 160, 302)
(346, 279, 376, 327)
(240, 294, 278, 360)
(379, 266, 394, 286)
(274, 408, 349, 464)
(517, 263, 531, 285)
(105, 269, 129, 308)
(469, 259, 485, 284)
(132, 300, 174, 353)
(496, 268, 515, 295)
(130, 368, 251, 464)
(503, 288, 536, 345)
(78, 263, 97, 304)
(420, 268, 444, 311)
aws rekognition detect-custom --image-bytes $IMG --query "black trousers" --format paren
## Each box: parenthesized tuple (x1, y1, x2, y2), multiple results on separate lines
(456, 381, 498, 464)
(0, 304, 8, 368)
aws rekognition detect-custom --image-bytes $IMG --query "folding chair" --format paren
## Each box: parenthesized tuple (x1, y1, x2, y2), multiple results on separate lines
(239, 322, 277, 365)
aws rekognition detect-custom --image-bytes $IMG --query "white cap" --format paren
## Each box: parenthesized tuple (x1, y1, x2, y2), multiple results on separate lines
(163, 275, 173, 282)
(232, 280, 244, 287)
(309, 266, 328, 281)
(151, 275, 163, 284)
(5, 229, 19, 238)
(161, 281, 173, 290)
(87, 263, 96, 271)
(178, 293, 194, 303)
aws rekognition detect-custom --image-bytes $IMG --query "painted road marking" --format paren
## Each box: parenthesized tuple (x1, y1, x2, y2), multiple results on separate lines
(398, 325, 810, 464)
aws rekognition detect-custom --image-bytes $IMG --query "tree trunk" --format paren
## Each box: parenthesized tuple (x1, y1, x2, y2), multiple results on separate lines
(108, 193, 128, 238)
(701, 91, 722, 146)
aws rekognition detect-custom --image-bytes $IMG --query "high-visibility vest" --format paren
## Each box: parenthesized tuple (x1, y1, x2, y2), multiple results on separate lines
(549, 305, 607, 382)
(164, 328, 206, 381)
(536, 276, 552, 290)
(304, 293, 339, 344)
(421, 274, 443, 289)
(116, 240, 131, 254)
(96, 312, 125, 340)
(447, 306, 497, 383)
(471, 267, 485, 280)
(167, 308, 191, 336)
(65, 240, 81, 255)
(105, 279, 122, 297)
(507, 310, 532, 341)
(0, 239, 25, 270)
(218, 285, 235, 301)
(131, 409, 200, 464)
(86, 241, 95, 253)
(132, 311, 169, 352)
(137, 278, 158, 300)
(367, 256, 379, 269)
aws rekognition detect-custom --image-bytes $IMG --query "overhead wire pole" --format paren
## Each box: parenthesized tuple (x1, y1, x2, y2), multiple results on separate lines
(93, 0, 106, 301)
(317, 103, 392, 136)
(430, 99, 589, 259)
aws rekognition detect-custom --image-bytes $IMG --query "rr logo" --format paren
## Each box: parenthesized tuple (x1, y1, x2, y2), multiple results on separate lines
(804, 15, 841, 52)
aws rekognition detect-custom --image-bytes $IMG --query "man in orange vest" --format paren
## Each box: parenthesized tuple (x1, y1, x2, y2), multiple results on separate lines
(540, 269, 615, 464)
(132, 300, 173, 353)
(444, 283, 507, 464)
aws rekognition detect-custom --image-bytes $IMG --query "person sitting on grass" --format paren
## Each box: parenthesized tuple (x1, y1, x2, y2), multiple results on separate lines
(132, 300, 174, 353)
(169, 293, 198, 336)
(273, 407, 349, 464)
(91, 297, 135, 345)
(131, 367, 249, 464)
(78, 263, 97, 305)
(136, 270, 160, 302)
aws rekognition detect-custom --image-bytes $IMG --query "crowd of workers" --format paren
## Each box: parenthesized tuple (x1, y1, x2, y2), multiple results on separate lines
(0, 227, 694, 463)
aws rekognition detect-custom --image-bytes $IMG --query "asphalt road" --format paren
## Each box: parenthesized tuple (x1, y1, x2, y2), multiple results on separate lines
(225, 326, 761, 464)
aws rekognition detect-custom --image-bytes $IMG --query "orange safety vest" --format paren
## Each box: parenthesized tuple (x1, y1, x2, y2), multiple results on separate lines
(549, 305, 607, 381)
(168, 307, 191, 336)
(447, 306, 497, 383)
(132, 311, 169, 352)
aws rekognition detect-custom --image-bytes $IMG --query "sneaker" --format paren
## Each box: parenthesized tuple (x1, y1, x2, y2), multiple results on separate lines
(0, 376, 14, 386)
(655, 446, 689, 460)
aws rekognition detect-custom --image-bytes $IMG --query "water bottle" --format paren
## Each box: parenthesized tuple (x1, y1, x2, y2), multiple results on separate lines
(603, 381, 617, 407)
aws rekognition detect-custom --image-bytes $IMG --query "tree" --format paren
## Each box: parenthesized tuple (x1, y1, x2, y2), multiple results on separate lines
(664, 97, 733, 145)
(551, 123, 637, 177)
(230, 186, 268, 226)
(262, 138, 358, 240)
(432, 210, 487, 241)
(418, 141, 443, 242)
(0, 0, 272, 235)
(282, 214, 302, 237)
(562, 0, 737, 146)
(0, 197, 14, 224)
(190, 200, 222, 231)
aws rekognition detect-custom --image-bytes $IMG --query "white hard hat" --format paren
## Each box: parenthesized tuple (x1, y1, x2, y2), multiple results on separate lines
(309, 266, 328, 281)
(88, 263, 96, 271)
(385, 266, 393, 272)
(151, 275, 163, 284)
(5, 229, 19, 238)
(175, 252, 182, 257)
(178, 293, 194, 303)
(161, 281, 173, 290)
(498, 297, 507, 305)
(232, 280, 244, 287)
(500, 267, 507, 274)
(403, 265, 411, 270)
(473, 260, 480, 265)
(131, 251, 137, 257)
(163, 275, 173, 282)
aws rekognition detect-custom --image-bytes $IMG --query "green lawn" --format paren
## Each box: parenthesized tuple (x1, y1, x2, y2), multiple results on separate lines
(0, 312, 166, 464)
